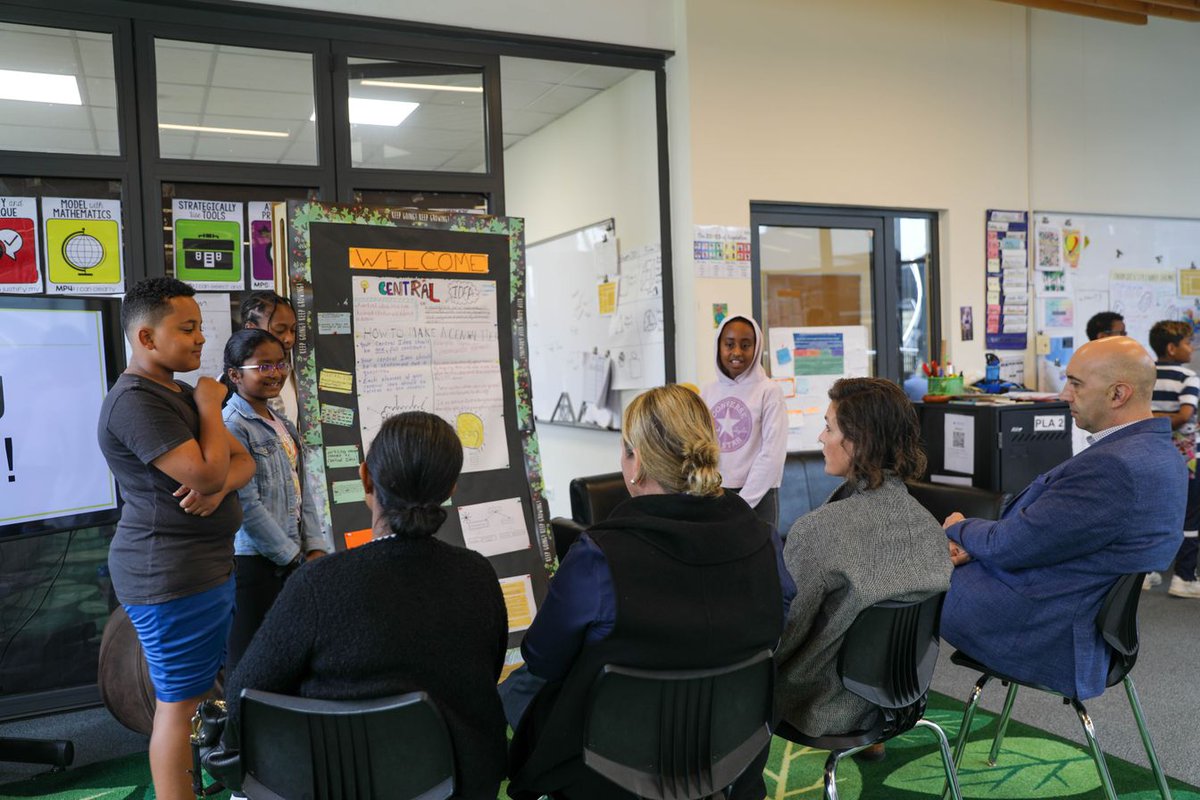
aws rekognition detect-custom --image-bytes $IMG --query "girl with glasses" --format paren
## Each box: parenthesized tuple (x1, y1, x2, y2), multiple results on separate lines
(220, 329, 332, 672)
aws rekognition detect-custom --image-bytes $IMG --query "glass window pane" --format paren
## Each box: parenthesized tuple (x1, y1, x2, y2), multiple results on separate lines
(155, 39, 317, 165)
(353, 189, 488, 212)
(896, 217, 935, 383)
(758, 224, 877, 376)
(0, 23, 119, 156)
(347, 58, 484, 172)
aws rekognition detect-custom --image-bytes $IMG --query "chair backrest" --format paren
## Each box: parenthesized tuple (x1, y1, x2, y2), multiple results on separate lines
(239, 689, 454, 800)
(582, 650, 774, 800)
(569, 472, 631, 525)
(1096, 572, 1143, 686)
(838, 593, 945, 710)
(904, 480, 1009, 522)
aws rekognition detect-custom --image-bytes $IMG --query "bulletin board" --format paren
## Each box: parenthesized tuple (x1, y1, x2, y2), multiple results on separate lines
(526, 220, 667, 426)
(283, 201, 552, 644)
(1032, 212, 1200, 389)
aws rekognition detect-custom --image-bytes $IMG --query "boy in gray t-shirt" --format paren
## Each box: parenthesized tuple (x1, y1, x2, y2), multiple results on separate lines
(97, 277, 253, 800)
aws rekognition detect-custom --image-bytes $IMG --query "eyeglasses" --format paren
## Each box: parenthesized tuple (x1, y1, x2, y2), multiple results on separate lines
(237, 361, 291, 374)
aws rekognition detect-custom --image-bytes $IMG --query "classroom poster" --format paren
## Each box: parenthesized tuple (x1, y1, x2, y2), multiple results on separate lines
(248, 201, 275, 291)
(985, 209, 1028, 350)
(285, 202, 553, 649)
(609, 243, 666, 391)
(351, 276, 508, 473)
(693, 225, 751, 279)
(41, 197, 124, 295)
(173, 199, 244, 291)
(0, 197, 41, 294)
(767, 325, 869, 451)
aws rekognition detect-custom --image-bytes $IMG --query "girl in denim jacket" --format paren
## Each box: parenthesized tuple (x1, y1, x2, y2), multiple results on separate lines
(221, 329, 332, 671)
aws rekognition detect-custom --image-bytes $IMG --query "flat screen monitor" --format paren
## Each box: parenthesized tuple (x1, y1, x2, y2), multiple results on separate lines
(0, 295, 124, 538)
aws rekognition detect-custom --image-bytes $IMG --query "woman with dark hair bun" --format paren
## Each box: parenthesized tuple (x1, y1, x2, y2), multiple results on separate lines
(775, 377, 952, 749)
(223, 411, 509, 800)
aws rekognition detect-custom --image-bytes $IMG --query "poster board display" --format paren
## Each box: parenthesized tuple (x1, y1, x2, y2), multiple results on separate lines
(1032, 212, 1200, 390)
(282, 201, 552, 644)
(767, 325, 870, 451)
(0, 296, 122, 537)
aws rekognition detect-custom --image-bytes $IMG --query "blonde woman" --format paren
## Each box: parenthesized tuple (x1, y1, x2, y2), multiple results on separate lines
(507, 384, 795, 800)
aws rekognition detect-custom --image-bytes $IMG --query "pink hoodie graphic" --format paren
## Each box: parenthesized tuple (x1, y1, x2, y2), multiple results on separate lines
(701, 315, 788, 508)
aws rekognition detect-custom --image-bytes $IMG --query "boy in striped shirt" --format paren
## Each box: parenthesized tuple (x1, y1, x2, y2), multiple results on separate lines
(1148, 319, 1200, 597)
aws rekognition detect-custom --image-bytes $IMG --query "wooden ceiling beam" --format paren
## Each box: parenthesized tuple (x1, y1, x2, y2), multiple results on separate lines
(1072, 0, 1200, 20)
(992, 0, 1148, 23)
(1141, 0, 1200, 9)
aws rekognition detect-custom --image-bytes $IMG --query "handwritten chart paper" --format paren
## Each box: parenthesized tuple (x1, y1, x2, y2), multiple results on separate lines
(609, 243, 666, 391)
(500, 574, 537, 632)
(352, 277, 508, 472)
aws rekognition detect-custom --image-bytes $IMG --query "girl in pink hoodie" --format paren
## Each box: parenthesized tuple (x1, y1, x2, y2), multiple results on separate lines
(701, 314, 788, 529)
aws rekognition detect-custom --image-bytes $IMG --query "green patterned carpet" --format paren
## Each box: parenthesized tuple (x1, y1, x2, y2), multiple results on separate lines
(1, 693, 1196, 799)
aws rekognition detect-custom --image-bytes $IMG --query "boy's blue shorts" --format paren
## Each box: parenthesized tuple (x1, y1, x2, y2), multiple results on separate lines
(124, 576, 236, 703)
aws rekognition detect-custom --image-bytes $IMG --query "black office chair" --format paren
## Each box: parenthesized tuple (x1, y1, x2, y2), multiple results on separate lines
(581, 649, 774, 800)
(549, 472, 631, 556)
(774, 595, 963, 800)
(948, 572, 1170, 800)
(234, 689, 455, 800)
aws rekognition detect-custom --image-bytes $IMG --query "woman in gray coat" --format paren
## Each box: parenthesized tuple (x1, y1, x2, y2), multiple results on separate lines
(775, 377, 952, 743)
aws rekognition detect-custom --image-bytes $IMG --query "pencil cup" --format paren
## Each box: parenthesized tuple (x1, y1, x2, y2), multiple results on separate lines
(927, 376, 964, 395)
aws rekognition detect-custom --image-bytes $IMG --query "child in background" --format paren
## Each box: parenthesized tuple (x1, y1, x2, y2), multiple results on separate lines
(241, 291, 299, 423)
(97, 277, 254, 800)
(221, 329, 332, 672)
(701, 314, 788, 529)
(1147, 319, 1200, 597)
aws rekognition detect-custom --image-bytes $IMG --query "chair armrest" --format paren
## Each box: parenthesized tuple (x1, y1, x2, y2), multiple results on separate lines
(550, 517, 587, 559)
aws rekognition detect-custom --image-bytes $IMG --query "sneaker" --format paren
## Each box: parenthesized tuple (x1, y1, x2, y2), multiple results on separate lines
(1167, 575, 1200, 598)
(1142, 572, 1163, 590)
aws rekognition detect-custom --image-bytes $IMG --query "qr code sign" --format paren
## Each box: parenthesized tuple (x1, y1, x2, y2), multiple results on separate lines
(953, 431, 965, 448)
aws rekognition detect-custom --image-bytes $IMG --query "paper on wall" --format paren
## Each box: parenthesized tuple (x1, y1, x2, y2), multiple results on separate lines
(944, 413, 975, 475)
(458, 497, 531, 558)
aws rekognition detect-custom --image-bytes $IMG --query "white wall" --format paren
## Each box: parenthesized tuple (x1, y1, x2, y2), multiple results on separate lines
(232, 0, 674, 51)
(505, 70, 661, 515)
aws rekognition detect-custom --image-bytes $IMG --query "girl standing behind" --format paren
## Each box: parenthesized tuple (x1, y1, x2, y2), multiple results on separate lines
(221, 329, 332, 671)
(241, 291, 299, 423)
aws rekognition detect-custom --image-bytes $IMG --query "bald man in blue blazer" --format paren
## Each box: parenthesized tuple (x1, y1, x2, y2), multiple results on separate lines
(941, 336, 1185, 700)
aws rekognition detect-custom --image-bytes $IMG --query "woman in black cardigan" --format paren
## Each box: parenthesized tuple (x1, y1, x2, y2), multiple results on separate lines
(223, 411, 508, 800)
(507, 384, 794, 800)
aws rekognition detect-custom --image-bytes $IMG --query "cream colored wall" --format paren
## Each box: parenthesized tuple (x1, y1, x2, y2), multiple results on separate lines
(676, 0, 1030, 386)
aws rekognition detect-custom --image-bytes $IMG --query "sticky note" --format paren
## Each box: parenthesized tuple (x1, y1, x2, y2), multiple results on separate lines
(318, 312, 352, 335)
(319, 368, 354, 394)
(344, 528, 372, 549)
(325, 445, 360, 470)
(321, 404, 354, 427)
(332, 479, 366, 504)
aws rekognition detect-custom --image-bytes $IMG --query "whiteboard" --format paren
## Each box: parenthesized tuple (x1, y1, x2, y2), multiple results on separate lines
(0, 306, 118, 529)
(526, 220, 620, 422)
(1032, 213, 1200, 371)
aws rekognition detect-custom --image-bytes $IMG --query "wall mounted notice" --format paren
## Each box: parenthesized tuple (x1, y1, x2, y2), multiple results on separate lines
(0, 197, 41, 294)
(985, 209, 1028, 350)
(0, 307, 117, 526)
(458, 497, 531, 557)
(173, 199, 244, 291)
(42, 197, 124, 295)
(694, 225, 751, 279)
(248, 201, 276, 291)
(768, 325, 869, 451)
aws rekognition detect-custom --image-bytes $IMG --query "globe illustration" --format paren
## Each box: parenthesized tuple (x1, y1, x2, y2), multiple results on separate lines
(62, 229, 105, 275)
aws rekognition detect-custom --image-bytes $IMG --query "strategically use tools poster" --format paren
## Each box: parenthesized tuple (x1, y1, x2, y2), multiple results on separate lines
(0, 197, 41, 294)
(283, 202, 553, 647)
(42, 197, 124, 295)
(173, 199, 245, 291)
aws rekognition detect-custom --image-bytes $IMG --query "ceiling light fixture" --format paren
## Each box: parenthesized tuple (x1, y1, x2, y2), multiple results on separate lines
(308, 99, 420, 126)
(360, 79, 482, 93)
(0, 69, 82, 105)
(158, 122, 289, 138)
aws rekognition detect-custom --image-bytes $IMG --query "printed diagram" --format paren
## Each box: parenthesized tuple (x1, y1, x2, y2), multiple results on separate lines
(616, 350, 643, 380)
(60, 229, 105, 276)
(44, 217, 122, 284)
(457, 497, 530, 558)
